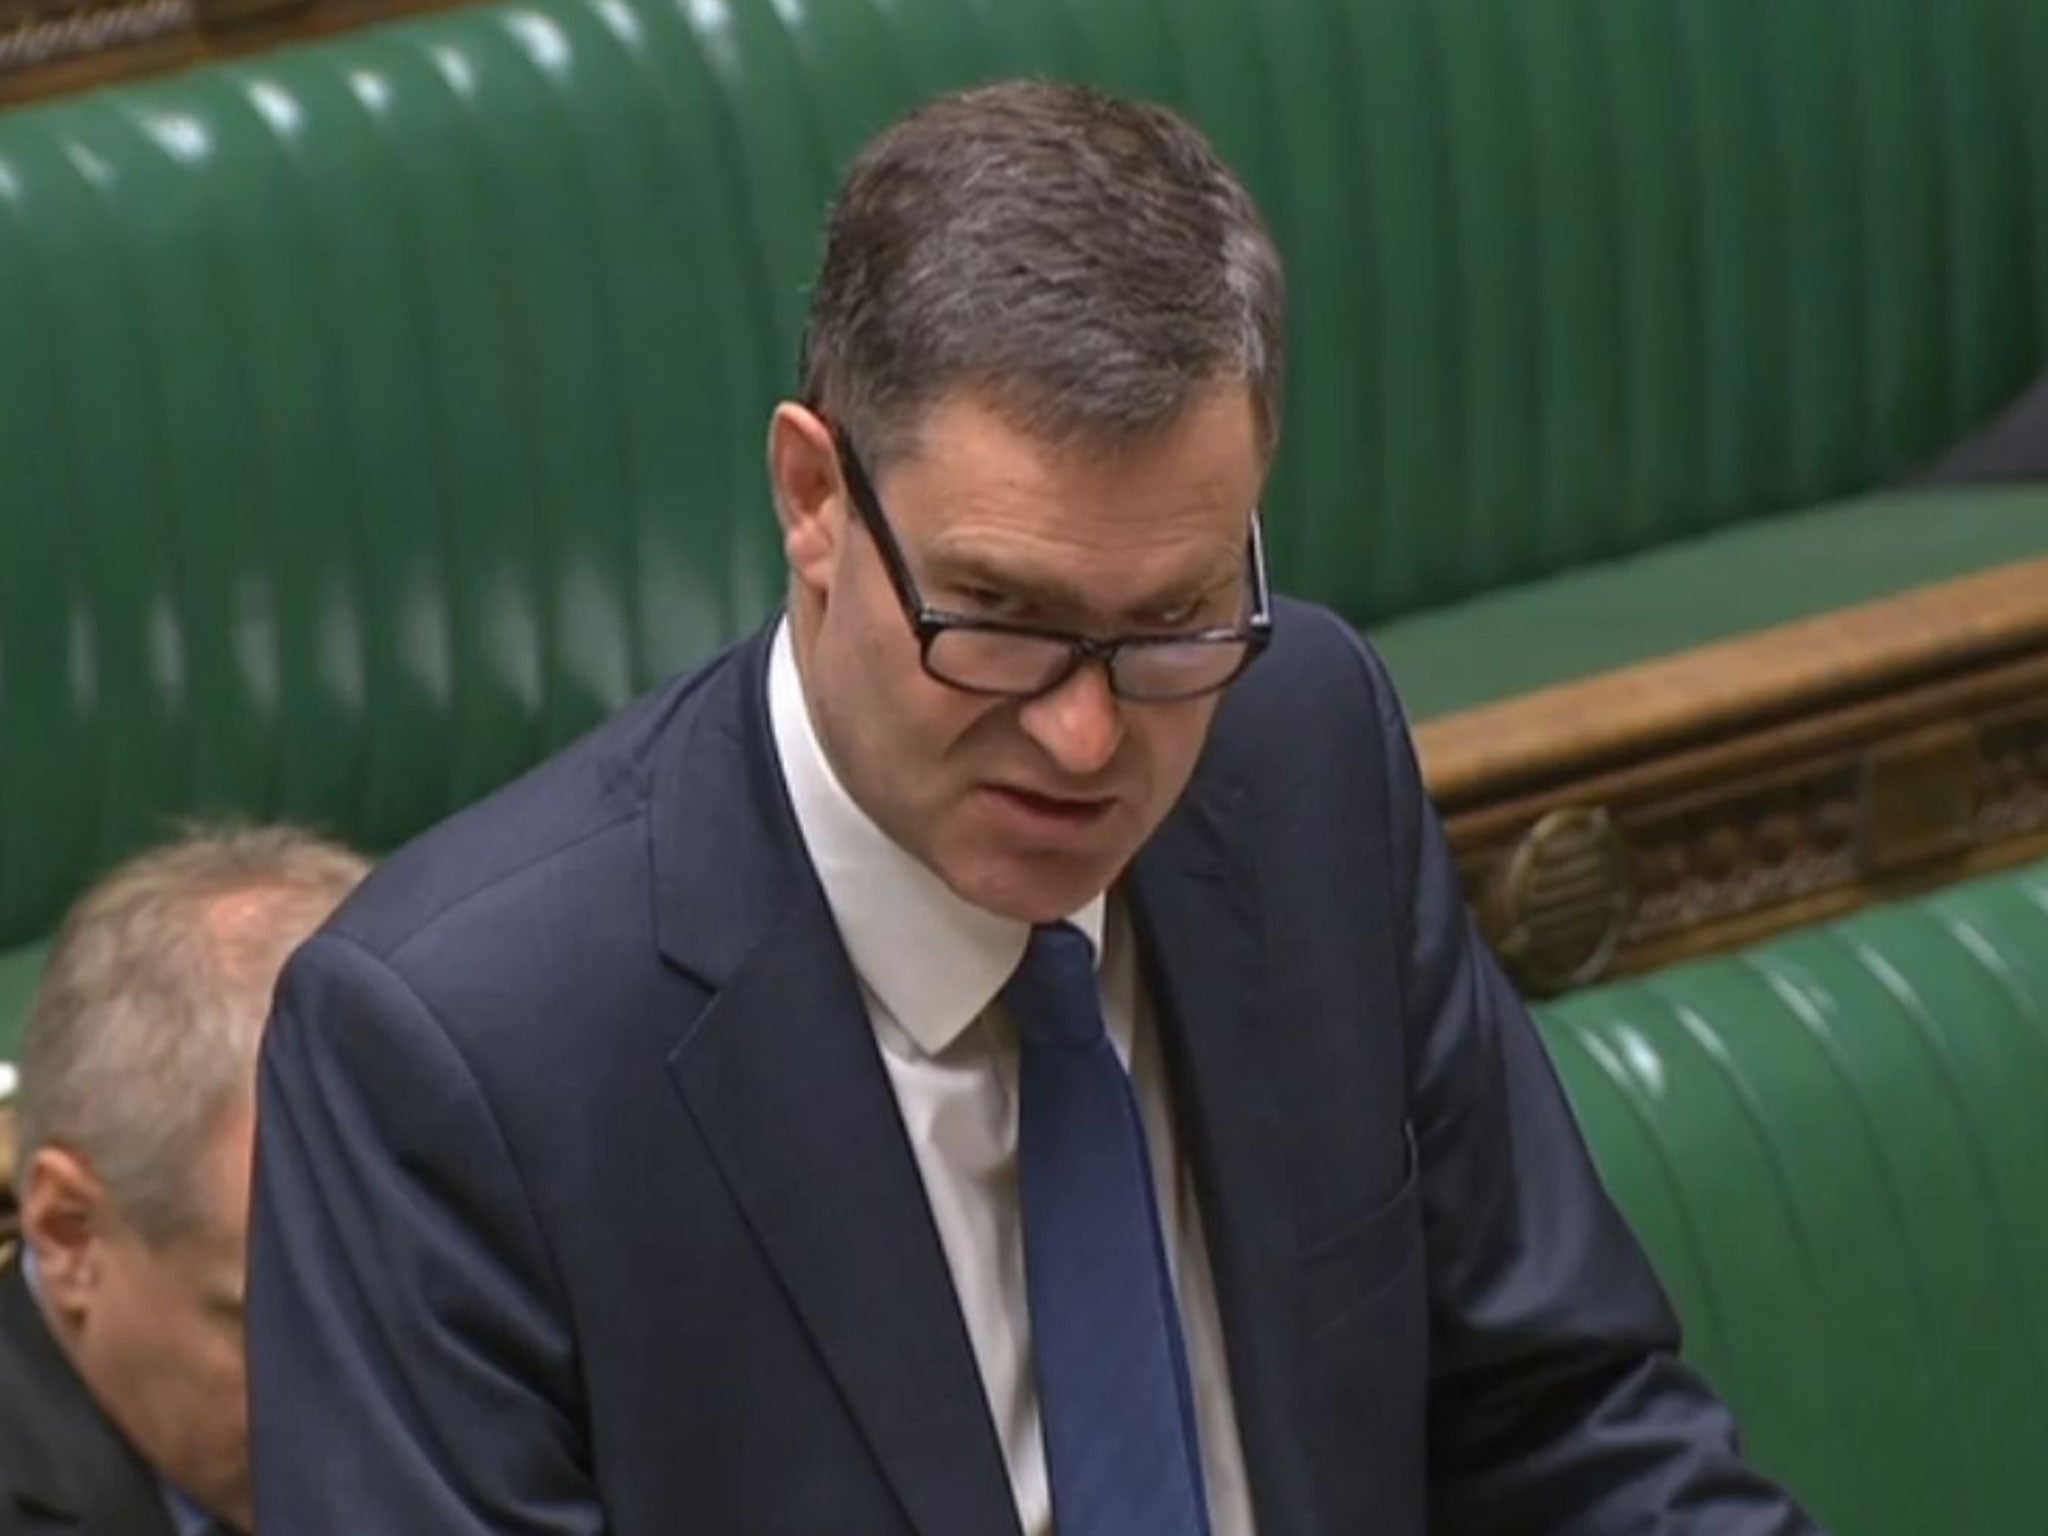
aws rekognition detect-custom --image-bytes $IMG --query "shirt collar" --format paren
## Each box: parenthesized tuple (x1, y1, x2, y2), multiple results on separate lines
(768, 619, 1104, 1056)
(159, 1478, 223, 1536)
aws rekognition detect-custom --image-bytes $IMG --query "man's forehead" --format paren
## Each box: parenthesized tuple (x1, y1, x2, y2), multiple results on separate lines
(881, 381, 1263, 479)
(884, 397, 1258, 602)
(884, 397, 1256, 518)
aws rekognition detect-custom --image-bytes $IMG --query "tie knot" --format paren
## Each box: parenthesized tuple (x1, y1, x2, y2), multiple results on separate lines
(1003, 922, 1105, 1048)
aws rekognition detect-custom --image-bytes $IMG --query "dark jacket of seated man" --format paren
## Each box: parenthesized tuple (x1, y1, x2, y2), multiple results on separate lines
(0, 1250, 187, 1536)
(0, 829, 366, 1536)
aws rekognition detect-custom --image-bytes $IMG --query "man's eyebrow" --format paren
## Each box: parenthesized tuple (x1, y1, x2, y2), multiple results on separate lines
(923, 548, 1242, 626)
(923, 549, 1092, 613)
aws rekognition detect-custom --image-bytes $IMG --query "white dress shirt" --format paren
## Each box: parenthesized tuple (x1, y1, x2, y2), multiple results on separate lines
(767, 622, 1258, 1536)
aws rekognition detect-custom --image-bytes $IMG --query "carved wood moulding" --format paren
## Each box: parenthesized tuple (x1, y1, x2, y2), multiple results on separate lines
(0, 0, 463, 105)
(0, 0, 311, 80)
(1419, 557, 2048, 995)
(0, 0, 193, 75)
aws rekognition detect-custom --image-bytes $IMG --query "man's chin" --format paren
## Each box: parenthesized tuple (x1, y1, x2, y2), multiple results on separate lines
(938, 846, 1130, 926)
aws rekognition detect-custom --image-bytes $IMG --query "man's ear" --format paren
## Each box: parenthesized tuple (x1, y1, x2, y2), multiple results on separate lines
(20, 1147, 110, 1314)
(767, 402, 847, 599)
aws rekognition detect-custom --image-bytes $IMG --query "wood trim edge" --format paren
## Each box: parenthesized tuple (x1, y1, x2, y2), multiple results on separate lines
(0, 0, 478, 107)
(1414, 555, 2048, 810)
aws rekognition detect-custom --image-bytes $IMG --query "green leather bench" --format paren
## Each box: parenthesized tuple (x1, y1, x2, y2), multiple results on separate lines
(1544, 853, 2048, 1535)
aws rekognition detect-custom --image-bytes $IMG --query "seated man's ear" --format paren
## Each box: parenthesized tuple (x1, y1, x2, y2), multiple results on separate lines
(20, 1148, 110, 1313)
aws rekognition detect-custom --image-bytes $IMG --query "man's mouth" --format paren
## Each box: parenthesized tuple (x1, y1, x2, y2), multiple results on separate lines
(984, 784, 1117, 828)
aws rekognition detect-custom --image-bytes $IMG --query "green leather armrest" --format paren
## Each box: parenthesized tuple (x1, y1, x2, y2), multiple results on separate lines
(1539, 856, 2048, 1536)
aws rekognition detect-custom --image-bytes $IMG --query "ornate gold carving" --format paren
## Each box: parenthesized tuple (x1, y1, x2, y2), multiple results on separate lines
(0, 0, 191, 71)
(1977, 709, 2048, 843)
(1861, 725, 1980, 874)
(1490, 807, 1634, 995)
(1621, 769, 1861, 949)
(1479, 714, 2048, 992)
(0, 0, 305, 75)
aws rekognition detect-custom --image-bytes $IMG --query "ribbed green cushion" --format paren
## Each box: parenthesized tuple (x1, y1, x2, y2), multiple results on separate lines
(1539, 855, 2048, 1536)
(4, 0, 2047, 952)
(1374, 482, 2048, 721)
(0, 941, 46, 1066)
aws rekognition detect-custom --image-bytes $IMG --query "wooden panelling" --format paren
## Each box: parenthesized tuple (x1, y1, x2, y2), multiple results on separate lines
(1419, 557, 2048, 993)
(0, 0, 469, 106)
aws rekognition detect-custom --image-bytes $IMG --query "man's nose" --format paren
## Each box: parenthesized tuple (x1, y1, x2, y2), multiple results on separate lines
(1018, 661, 1124, 778)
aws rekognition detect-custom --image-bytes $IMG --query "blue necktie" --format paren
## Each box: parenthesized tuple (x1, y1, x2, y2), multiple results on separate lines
(1003, 922, 1212, 1536)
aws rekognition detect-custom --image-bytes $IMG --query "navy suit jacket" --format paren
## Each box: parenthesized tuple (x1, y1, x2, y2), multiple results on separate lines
(249, 600, 1817, 1535)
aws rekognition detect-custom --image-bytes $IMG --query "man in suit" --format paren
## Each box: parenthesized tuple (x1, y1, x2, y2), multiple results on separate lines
(0, 828, 367, 1536)
(248, 82, 1820, 1534)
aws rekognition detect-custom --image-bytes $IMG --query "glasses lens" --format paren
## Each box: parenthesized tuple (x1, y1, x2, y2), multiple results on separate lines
(1111, 640, 1253, 702)
(924, 628, 1078, 695)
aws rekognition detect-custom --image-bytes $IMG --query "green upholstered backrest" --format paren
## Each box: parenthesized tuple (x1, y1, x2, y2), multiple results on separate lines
(5, 0, 2048, 950)
(1539, 856, 2048, 1535)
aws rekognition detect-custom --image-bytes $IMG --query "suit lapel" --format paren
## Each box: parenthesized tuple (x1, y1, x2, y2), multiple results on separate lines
(1131, 782, 1319, 1536)
(0, 1258, 179, 1536)
(651, 634, 1022, 1536)
(84, 1472, 182, 1536)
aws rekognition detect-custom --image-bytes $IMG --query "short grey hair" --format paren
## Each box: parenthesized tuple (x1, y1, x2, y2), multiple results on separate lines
(800, 79, 1288, 466)
(17, 824, 369, 1243)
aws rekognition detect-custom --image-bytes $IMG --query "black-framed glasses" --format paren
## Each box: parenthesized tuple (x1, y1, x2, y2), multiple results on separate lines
(830, 428, 1274, 704)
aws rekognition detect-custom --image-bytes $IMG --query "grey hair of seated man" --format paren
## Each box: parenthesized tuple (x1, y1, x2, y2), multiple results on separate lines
(17, 823, 370, 1241)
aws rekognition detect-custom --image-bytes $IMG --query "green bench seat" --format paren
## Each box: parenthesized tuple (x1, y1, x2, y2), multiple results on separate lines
(1377, 482, 2048, 722)
(1539, 854, 2048, 1535)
